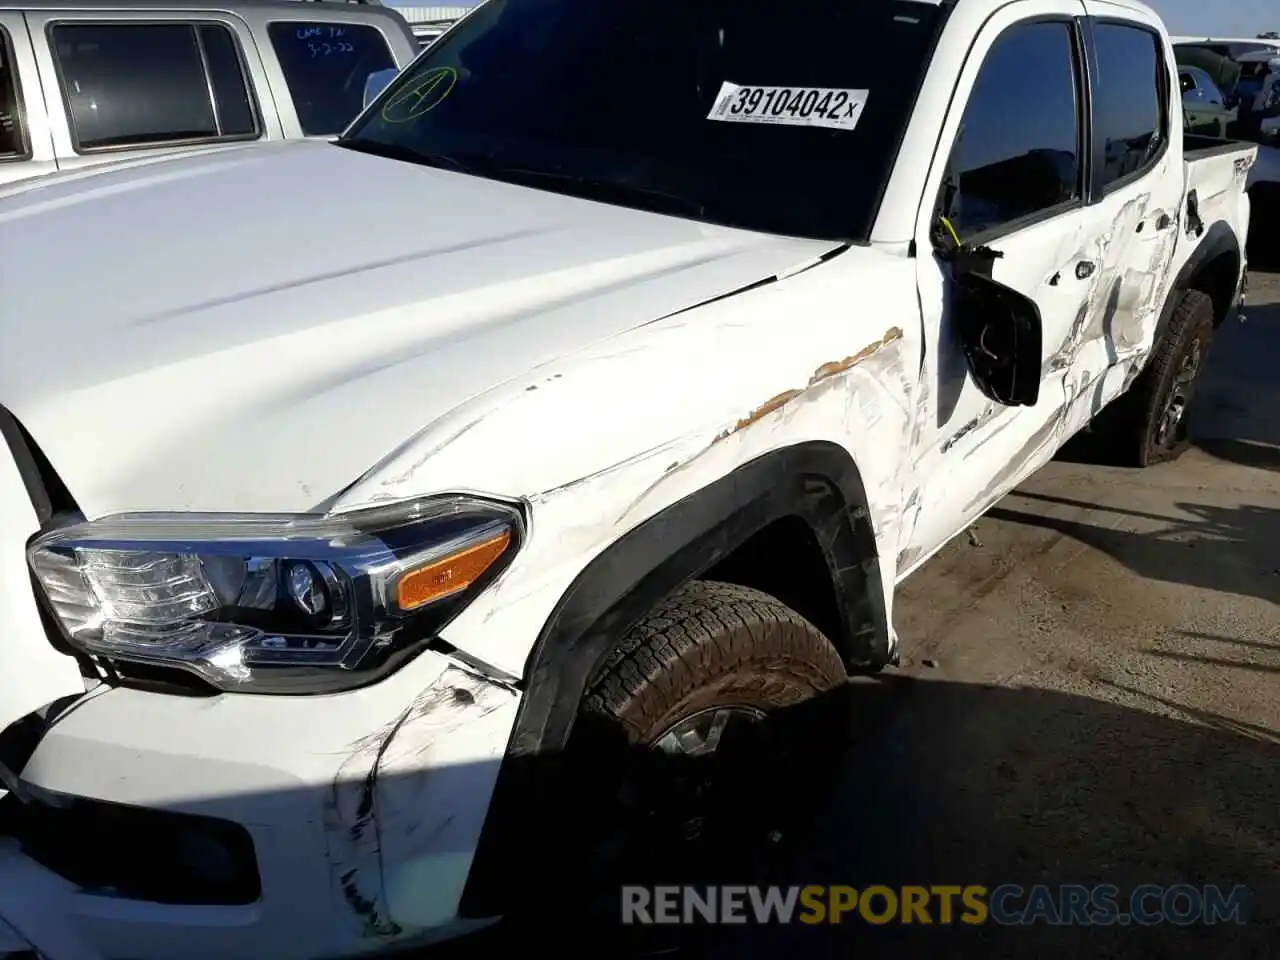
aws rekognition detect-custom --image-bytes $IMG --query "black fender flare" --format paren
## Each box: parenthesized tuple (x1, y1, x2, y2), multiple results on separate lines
(458, 440, 888, 917)
(1154, 220, 1242, 348)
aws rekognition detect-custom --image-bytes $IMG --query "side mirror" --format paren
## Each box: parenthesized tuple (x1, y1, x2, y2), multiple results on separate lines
(363, 68, 400, 109)
(951, 269, 1043, 407)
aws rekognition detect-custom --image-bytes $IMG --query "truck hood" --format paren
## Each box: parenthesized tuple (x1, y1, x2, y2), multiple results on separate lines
(0, 140, 833, 517)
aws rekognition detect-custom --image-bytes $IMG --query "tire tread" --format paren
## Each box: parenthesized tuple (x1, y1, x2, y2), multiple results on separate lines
(582, 580, 846, 740)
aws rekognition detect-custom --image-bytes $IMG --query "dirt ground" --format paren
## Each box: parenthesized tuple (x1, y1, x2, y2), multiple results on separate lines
(431, 272, 1279, 958)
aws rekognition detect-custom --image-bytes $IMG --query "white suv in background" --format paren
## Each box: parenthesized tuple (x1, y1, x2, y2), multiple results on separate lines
(0, 0, 418, 187)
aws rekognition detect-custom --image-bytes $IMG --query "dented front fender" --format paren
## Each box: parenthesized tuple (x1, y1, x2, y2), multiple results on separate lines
(325, 663, 519, 940)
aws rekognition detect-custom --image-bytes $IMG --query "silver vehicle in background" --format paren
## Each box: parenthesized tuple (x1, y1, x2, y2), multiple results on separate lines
(0, 0, 418, 186)
(396, 3, 482, 49)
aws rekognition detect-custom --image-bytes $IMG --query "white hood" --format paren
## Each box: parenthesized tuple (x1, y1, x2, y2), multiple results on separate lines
(0, 139, 833, 517)
(0, 139, 836, 738)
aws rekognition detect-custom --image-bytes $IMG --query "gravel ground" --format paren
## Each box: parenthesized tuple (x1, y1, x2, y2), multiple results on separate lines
(428, 271, 1280, 958)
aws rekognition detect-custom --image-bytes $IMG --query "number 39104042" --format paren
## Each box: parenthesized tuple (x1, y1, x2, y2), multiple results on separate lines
(711, 83, 868, 130)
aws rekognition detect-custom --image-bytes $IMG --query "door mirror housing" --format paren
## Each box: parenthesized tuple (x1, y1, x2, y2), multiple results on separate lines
(951, 265, 1043, 408)
(931, 218, 1043, 408)
(363, 68, 400, 109)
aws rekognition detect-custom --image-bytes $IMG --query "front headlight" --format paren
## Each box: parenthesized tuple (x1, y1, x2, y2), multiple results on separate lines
(26, 496, 523, 694)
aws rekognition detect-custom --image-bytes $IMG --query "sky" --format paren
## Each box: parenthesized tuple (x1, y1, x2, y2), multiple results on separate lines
(1150, 0, 1276, 37)
(386, 1, 1276, 39)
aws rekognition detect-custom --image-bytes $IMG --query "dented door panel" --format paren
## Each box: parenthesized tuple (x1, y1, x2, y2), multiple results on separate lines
(1069, 11, 1186, 422)
(899, 0, 1092, 573)
(907, 211, 1084, 565)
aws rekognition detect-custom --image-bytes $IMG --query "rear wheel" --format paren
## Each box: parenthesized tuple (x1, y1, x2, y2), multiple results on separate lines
(1097, 289, 1217, 467)
(545, 581, 848, 948)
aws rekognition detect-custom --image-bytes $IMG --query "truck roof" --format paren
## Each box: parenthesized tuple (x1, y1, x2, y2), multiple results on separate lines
(0, 0, 396, 11)
(949, 0, 1160, 16)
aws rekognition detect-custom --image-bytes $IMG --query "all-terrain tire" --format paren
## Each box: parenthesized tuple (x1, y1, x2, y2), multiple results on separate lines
(534, 581, 848, 949)
(1099, 288, 1217, 467)
(582, 579, 848, 739)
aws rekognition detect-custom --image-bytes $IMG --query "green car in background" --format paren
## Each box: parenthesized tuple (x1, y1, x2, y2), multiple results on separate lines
(1177, 63, 1237, 137)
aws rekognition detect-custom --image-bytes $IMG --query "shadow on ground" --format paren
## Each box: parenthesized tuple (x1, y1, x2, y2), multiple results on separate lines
(986, 492, 1280, 606)
(994, 283, 1280, 602)
(1146, 629, 1280, 677)
(1247, 193, 1280, 273)
(416, 678, 1278, 960)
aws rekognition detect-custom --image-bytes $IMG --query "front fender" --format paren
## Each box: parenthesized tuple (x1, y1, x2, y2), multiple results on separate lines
(334, 247, 924, 682)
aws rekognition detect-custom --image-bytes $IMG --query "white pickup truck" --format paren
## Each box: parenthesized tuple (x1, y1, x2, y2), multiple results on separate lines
(0, 0, 1255, 956)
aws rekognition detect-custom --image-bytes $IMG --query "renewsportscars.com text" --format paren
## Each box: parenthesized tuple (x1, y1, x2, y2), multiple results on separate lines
(621, 884, 1252, 926)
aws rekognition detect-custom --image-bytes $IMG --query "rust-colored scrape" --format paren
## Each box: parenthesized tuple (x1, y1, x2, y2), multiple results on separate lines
(730, 389, 802, 433)
(808, 326, 904, 386)
(715, 326, 905, 443)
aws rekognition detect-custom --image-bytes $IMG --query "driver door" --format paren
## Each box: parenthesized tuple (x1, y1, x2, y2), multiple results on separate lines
(899, 2, 1095, 572)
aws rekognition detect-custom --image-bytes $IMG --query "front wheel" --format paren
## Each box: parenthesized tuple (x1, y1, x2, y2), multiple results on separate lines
(547, 581, 849, 947)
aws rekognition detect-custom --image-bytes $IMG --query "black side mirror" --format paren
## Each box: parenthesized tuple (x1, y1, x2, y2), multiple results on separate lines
(932, 224, 1043, 408)
(952, 269, 1043, 407)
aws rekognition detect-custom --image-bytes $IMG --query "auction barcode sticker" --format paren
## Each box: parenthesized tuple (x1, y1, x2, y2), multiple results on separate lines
(707, 82, 869, 131)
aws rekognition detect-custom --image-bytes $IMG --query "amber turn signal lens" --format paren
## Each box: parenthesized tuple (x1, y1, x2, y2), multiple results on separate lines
(396, 528, 512, 611)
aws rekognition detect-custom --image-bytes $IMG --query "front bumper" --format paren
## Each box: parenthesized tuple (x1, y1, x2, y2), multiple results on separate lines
(0, 651, 518, 960)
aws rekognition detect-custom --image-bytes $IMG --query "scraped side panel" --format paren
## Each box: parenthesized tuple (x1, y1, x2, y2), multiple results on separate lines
(335, 251, 925, 678)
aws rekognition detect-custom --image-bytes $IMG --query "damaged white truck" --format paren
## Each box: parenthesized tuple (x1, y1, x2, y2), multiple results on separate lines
(0, 0, 1254, 956)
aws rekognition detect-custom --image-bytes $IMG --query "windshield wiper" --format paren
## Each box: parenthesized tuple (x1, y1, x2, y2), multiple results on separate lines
(334, 137, 473, 174)
(478, 165, 710, 219)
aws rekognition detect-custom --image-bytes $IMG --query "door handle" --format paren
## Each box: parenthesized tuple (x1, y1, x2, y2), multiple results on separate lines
(1075, 260, 1096, 279)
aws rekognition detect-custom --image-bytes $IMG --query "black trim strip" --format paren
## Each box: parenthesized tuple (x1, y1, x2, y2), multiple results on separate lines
(0, 406, 53, 525)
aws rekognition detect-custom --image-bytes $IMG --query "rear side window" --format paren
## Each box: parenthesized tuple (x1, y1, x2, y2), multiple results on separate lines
(1091, 23, 1166, 190)
(50, 22, 259, 152)
(1, 28, 28, 159)
(267, 22, 396, 136)
(942, 21, 1082, 240)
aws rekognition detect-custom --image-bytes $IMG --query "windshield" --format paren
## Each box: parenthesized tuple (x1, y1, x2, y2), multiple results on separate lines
(340, 0, 947, 241)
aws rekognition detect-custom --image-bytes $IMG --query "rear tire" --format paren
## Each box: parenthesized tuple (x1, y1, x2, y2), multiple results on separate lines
(542, 581, 848, 948)
(1098, 289, 1216, 467)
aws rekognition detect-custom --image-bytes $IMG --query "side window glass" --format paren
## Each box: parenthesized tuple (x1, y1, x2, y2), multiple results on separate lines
(941, 21, 1081, 240)
(199, 24, 257, 138)
(50, 22, 260, 151)
(1092, 23, 1165, 190)
(1179, 72, 1195, 95)
(266, 22, 396, 136)
(1, 28, 28, 159)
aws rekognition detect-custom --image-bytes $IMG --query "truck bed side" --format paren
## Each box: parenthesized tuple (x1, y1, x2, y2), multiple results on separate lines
(1175, 134, 1257, 284)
